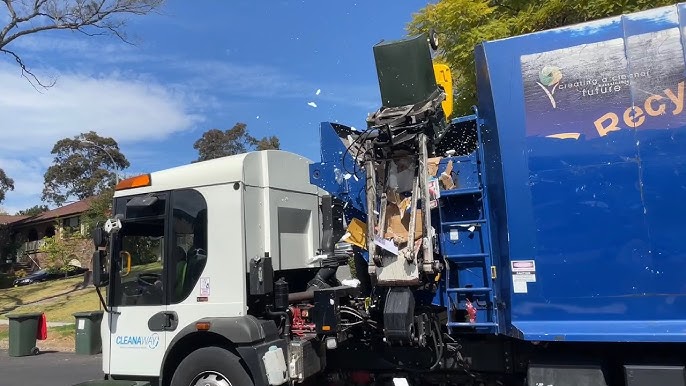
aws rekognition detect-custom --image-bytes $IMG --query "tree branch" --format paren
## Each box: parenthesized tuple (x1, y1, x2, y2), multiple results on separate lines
(1, 0, 165, 88)
(0, 47, 56, 89)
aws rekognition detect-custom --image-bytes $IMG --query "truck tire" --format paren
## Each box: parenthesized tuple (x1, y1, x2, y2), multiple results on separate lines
(170, 346, 255, 386)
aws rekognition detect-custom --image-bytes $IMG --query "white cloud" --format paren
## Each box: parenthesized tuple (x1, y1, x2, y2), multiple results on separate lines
(10, 35, 381, 110)
(0, 157, 49, 214)
(0, 62, 203, 155)
(0, 158, 48, 195)
(0, 60, 204, 211)
(11, 34, 162, 66)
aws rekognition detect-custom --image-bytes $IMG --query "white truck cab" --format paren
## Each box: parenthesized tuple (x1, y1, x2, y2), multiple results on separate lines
(94, 150, 324, 386)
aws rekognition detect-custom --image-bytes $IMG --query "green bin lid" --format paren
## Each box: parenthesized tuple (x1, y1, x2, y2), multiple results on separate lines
(73, 310, 105, 318)
(5, 312, 43, 320)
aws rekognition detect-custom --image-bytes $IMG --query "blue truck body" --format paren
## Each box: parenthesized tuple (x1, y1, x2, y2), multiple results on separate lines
(478, 2, 686, 343)
(311, 3, 686, 345)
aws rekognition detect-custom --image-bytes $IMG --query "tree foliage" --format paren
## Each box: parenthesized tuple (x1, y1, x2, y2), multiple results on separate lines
(1, 0, 166, 88)
(16, 204, 49, 216)
(39, 226, 85, 276)
(42, 131, 129, 206)
(408, 0, 679, 116)
(0, 168, 14, 204)
(81, 187, 114, 233)
(0, 224, 20, 260)
(193, 122, 280, 162)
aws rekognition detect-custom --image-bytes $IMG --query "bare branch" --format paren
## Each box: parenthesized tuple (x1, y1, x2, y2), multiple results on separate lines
(0, 0, 166, 88)
(0, 47, 56, 89)
(4, 0, 17, 21)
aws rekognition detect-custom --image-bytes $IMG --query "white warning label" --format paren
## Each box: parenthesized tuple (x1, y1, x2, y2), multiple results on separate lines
(511, 260, 536, 293)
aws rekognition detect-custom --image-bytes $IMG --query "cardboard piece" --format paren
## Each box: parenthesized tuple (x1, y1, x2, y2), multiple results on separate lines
(344, 217, 367, 249)
(427, 157, 442, 177)
(440, 160, 456, 189)
(379, 156, 463, 246)
(383, 201, 423, 245)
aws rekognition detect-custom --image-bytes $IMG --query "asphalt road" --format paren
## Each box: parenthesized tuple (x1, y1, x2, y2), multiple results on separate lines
(0, 349, 104, 385)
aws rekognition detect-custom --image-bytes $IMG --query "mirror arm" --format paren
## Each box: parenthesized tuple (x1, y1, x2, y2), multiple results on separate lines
(95, 287, 120, 315)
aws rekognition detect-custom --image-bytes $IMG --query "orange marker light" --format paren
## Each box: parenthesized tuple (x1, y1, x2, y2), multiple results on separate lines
(196, 322, 211, 331)
(115, 174, 151, 191)
(322, 325, 331, 331)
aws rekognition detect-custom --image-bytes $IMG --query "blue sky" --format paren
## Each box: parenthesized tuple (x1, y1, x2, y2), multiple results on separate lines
(0, 1, 431, 213)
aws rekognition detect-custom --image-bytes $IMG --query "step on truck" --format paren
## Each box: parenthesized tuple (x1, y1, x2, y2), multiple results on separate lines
(76, 3, 686, 386)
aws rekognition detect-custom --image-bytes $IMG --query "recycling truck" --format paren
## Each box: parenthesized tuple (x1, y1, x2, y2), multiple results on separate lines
(76, 3, 686, 386)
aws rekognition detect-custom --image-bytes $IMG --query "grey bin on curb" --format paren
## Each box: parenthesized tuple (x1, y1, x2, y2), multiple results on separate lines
(6, 312, 42, 357)
(73, 311, 104, 355)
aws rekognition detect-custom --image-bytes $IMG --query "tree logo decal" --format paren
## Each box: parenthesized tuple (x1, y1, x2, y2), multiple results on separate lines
(537, 65, 563, 108)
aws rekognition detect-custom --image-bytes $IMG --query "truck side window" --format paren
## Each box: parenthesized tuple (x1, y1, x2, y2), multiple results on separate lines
(113, 218, 166, 307)
(170, 189, 208, 303)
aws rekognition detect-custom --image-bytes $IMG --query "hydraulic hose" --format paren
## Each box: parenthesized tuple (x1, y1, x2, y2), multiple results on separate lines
(266, 310, 291, 343)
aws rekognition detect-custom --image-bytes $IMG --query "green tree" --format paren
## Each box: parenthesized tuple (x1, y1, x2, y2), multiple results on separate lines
(1, 0, 166, 88)
(408, 0, 679, 116)
(42, 131, 130, 206)
(0, 168, 14, 204)
(16, 205, 49, 216)
(81, 188, 114, 233)
(253, 136, 281, 151)
(40, 226, 85, 277)
(0, 224, 20, 261)
(193, 122, 281, 162)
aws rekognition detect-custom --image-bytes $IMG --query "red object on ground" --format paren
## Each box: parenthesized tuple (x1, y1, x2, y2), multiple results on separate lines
(37, 313, 47, 340)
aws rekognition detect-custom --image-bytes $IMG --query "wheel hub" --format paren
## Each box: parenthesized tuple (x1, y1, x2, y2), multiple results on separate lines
(191, 371, 232, 386)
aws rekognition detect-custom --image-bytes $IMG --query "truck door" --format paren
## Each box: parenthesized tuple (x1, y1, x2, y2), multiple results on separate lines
(106, 192, 170, 377)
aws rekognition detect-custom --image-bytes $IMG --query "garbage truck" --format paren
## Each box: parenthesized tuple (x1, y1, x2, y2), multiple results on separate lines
(76, 3, 686, 386)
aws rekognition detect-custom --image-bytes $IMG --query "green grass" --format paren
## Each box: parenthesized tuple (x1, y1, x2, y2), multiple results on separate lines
(0, 276, 85, 315)
(0, 262, 160, 323)
(129, 261, 162, 275)
(4, 287, 103, 323)
(0, 273, 97, 323)
(51, 324, 76, 338)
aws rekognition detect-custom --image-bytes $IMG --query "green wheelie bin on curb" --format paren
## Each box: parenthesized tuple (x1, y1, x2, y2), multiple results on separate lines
(73, 310, 104, 355)
(6, 312, 43, 357)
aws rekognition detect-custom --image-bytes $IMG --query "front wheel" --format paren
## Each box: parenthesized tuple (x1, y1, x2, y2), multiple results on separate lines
(170, 346, 254, 386)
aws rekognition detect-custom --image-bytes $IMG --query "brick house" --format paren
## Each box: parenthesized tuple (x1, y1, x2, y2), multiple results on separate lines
(2, 198, 94, 271)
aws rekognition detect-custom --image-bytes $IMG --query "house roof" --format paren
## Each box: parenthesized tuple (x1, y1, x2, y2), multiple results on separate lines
(13, 198, 93, 226)
(0, 215, 28, 225)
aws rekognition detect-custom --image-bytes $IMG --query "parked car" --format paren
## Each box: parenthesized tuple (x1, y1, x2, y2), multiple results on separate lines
(13, 265, 88, 287)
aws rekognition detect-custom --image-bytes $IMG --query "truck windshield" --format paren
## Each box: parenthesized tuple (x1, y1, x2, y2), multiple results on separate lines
(111, 218, 165, 306)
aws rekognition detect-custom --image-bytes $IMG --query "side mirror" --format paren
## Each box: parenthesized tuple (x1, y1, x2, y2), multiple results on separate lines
(92, 250, 109, 288)
(92, 226, 108, 248)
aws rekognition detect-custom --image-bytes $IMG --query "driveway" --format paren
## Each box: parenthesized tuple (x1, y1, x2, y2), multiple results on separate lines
(0, 349, 103, 385)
